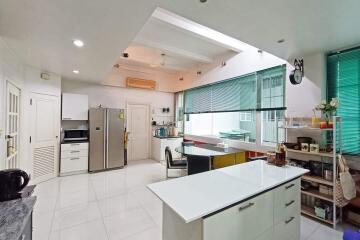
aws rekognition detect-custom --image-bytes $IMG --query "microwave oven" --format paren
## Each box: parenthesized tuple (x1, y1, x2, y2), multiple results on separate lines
(63, 129, 88, 142)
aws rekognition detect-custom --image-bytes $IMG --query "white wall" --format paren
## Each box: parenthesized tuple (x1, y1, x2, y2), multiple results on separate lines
(286, 53, 325, 117)
(0, 37, 62, 173)
(102, 65, 178, 93)
(61, 80, 175, 124)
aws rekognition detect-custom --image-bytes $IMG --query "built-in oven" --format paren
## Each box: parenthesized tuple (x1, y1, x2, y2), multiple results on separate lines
(63, 129, 88, 142)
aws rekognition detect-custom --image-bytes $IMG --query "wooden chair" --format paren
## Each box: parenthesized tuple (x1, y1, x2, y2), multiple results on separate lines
(165, 146, 187, 178)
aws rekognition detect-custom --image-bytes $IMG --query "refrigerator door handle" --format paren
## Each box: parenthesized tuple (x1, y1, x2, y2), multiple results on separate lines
(103, 109, 107, 168)
(106, 109, 109, 168)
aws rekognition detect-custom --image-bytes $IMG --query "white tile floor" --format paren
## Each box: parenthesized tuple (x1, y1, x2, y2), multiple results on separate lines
(33, 159, 346, 240)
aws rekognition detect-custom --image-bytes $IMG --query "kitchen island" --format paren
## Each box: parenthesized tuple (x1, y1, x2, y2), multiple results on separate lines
(148, 160, 308, 240)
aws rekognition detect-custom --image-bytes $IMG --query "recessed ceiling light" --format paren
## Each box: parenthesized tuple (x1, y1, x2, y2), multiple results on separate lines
(73, 39, 84, 47)
(72, 70, 80, 74)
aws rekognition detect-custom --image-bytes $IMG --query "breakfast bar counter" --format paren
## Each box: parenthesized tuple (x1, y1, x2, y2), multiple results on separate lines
(148, 160, 308, 240)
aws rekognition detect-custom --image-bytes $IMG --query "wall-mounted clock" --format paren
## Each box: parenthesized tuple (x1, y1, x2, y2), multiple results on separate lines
(289, 59, 304, 85)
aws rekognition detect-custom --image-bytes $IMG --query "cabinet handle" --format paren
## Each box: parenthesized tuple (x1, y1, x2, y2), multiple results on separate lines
(71, 143, 80, 146)
(285, 183, 295, 190)
(285, 216, 295, 224)
(238, 202, 255, 212)
(70, 158, 80, 160)
(285, 200, 295, 207)
(63, 117, 72, 120)
(71, 150, 80, 153)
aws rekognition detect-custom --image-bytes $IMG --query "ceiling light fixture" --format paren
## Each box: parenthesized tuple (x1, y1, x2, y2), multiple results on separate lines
(72, 70, 80, 74)
(200, 0, 207, 3)
(161, 53, 166, 66)
(73, 39, 84, 47)
(277, 39, 285, 44)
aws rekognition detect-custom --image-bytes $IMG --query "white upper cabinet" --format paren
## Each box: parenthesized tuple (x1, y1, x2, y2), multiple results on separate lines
(62, 93, 89, 120)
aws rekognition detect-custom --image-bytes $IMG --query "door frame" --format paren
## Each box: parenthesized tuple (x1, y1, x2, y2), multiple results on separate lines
(126, 102, 151, 161)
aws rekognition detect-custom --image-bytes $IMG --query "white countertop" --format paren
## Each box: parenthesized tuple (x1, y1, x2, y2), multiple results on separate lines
(147, 160, 308, 223)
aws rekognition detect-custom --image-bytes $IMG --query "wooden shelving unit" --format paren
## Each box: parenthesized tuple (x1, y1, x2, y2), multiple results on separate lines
(277, 116, 342, 229)
(301, 175, 333, 186)
(301, 205, 338, 225)
(286, 149, 333, 157)
(279, 126, 333, 131)
(301, 189, 333, 202)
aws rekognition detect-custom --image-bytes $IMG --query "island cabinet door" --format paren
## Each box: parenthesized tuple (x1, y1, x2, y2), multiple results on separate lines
(203, 190, 274, 240)
(273, 214, 300, 240)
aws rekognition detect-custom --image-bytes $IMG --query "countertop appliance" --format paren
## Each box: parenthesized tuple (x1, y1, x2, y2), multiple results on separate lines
(155, 127, 167, 137)
(63, 129, 88, 143)
(89, 108, 125, 172)
(0, 169, 30, 202)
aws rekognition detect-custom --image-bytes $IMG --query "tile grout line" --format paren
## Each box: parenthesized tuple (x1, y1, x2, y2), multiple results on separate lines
(47, 177, 103, 236)
(302, 218, 322, 240)
(90, 174, 111, 240)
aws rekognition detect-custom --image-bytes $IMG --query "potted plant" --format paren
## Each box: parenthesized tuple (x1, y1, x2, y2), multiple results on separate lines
(314, 98, 339, 127)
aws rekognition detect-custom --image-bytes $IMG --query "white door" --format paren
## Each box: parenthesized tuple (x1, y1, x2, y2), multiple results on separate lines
(5, 82, 20, 169)
(128, 104, 150, 161)
(30, 93, 60, 183)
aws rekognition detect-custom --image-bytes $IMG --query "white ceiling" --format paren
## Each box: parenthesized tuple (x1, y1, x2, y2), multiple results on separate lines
(1, 0, 360, 82)
(120, 11, 238, 72)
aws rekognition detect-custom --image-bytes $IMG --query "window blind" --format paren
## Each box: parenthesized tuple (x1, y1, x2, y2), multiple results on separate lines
(184, 65, 285, 114)
(184, 85, 212, 113)
(328, 48, 360, 155)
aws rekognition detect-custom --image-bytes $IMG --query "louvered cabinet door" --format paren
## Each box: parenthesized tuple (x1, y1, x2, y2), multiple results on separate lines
(30, 93, 60, 183)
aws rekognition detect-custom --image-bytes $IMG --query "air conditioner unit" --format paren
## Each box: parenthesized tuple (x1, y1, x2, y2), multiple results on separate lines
(126, 77, 156, 90)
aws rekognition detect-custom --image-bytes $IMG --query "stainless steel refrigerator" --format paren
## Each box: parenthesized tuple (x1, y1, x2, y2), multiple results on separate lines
(89, 108, 125, 172)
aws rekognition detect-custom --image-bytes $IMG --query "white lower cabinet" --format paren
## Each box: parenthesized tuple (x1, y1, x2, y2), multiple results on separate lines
(162, 178, 301, 240)
(273, 214, 300, 240)
(152, 137, 183, 162)
(255, 227, 273, 240)
(60, 142, 88, 175)
(203, 190, 274, 240)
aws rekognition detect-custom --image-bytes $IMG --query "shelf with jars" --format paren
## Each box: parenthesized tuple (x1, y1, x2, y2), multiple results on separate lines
(276, 116, 342, 228)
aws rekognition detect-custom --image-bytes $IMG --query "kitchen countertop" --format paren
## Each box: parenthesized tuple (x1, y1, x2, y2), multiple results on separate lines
(0, 196, 36, 240)
(175, 144, 244, 156)
(153, 136, 183, 139)
(148, 160, 308, 223)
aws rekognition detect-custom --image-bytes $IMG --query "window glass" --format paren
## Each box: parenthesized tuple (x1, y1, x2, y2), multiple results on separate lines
(184, 113, 212, 136)
(175, 92, 184, 134)
(185, 111, 256, 143)
(261, 110, 285, 146)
